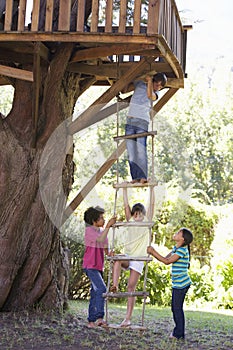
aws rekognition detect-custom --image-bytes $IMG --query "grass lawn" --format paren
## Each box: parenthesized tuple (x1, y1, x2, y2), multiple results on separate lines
(0, 300, 232, 349)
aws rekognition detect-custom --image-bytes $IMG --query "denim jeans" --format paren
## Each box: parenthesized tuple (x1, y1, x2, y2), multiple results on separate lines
(84, 268, 107, 322)
(171, 285, 190, 339)
(125, 117, 149, 180)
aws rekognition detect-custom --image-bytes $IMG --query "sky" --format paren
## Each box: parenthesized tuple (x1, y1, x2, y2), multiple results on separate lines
(176, 0, 233, 65)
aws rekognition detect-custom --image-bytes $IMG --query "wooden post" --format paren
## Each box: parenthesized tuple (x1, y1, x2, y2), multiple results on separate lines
(58, 0, 71, 31)
(18, 0, 27, 31)
(4, 0, 13, 31)
(45, 0, 54, 32)
(147, 0, 160, 35)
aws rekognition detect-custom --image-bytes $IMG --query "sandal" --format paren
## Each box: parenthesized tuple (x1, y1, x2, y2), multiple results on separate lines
(110, 286, 117, 293)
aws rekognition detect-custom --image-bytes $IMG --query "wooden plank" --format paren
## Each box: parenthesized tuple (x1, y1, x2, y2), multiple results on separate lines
(18, 0, 27, 31)
(103, 291, 149, 298)
(147, 0, 160, 35)
(0, 64, 33, 81)
(113, 181, 157, 189)
(76, 0, 85, 32)
(113, 221, 154, 228)
(153, 87, 179, 114)
(133, 0, 141, 34)
(69, 44, 155, 63)
(4, 0, 13, 31)
(31, 0, 40, 31)
(0, 32, 159, 44)
(45, 0, 54, 32)
(90, 0, 99, 32)
(58, 0, 71, 31)
(118, 0, 127, 33)
(105, 0, 113, 33)
(113, 131, 157, 141)
(156, 36, 182, 79)
(104, 324, 147, 330)
(106, 255, 152, 261)
(68, 57, 152, 135)
(62, 140, 127, 223)
(64, 97, 128, 135)
(67, 61, 169, 78)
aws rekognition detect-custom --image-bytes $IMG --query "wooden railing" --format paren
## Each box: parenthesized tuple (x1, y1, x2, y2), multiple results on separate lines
(0, 0, 186, 65)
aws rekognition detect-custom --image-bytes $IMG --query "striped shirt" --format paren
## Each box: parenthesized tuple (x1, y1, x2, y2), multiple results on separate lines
(171, 245, 191, 289)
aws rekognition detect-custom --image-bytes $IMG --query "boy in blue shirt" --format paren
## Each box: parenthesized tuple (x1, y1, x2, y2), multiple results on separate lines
(124, 73, 167, 183)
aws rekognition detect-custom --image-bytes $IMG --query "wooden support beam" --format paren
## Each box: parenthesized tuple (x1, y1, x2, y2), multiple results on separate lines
(69, 44, 156, 63)
(157, 37, 183, 79)
(69, 96, 129, 134)
(62, 140, 126, 224)
(153, 87, 179, 114)
(67, 62, 172, 80)
(0, 64, 33, 81)
(68, 57, 152, 135)
(79, 76, 97, 96)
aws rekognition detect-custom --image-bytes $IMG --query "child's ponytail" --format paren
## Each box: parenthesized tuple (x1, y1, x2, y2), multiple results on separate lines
(181, 228, 193, 269)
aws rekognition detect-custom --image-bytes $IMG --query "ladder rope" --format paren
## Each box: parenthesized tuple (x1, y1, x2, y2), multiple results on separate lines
(105, 61, 156, 328)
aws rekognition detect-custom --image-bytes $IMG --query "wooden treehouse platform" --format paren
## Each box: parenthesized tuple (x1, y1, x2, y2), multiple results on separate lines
(0, 0, 190, 219)
(0, 0, 189, 90)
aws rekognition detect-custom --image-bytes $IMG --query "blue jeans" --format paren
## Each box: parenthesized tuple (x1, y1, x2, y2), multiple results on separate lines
(171, 285, 190, 339)
(84, 268, 107, 322)
(125, 117, 148, 180)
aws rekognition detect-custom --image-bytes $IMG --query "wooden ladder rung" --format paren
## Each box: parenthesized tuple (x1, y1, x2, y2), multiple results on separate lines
(106, 255, 152, 262)
(113, 131, 157, 141)
(103, 291, 149, 298)
(113, 181, 158, 188)
(113, 221, 154, 228)
(104, 324, 147, 330)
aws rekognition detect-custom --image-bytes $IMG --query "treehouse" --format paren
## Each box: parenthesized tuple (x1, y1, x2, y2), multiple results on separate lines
(0, 0, 190, 216)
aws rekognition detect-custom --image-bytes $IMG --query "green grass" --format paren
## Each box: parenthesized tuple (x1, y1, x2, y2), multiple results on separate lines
(68, 300, 233, 350)
(0, 301, 232, 349)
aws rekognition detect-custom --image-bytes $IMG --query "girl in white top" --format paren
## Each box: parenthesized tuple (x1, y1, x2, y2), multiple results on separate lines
(110, 186, 154, 327)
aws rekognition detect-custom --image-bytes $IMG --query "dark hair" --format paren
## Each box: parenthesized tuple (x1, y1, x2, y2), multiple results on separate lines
(131, 203, 146, 216)
(84, 206, 105, 226)
(181, 227, 193, 268)
(152, 72, 167, 87)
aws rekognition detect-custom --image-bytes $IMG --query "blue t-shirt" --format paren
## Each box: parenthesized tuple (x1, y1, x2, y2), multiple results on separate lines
(128, 81, 152, 122)
(171, 245, 191, 289)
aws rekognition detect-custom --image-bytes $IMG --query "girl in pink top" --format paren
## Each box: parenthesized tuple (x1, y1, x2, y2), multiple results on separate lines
(82, 206, 116, 328)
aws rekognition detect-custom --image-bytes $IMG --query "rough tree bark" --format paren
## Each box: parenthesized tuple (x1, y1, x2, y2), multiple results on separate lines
(0, 42, 81, 311)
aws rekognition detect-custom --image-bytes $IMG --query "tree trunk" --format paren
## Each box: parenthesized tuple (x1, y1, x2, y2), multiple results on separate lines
(0, 42, 80, 311)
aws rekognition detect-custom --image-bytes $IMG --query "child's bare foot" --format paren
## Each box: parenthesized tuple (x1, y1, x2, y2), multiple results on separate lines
(120, 319, 131, 327)
(139, 178, 148, 184)
(87, 322, 96, 328)
(96, 319, 108, 327)
(130, 179, 140, 184)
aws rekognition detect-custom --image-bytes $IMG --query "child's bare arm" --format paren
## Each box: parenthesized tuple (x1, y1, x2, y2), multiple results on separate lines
(146, 187, 155, 221)
(123, 188, 131, 221)
(146, 75, 158, 101)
